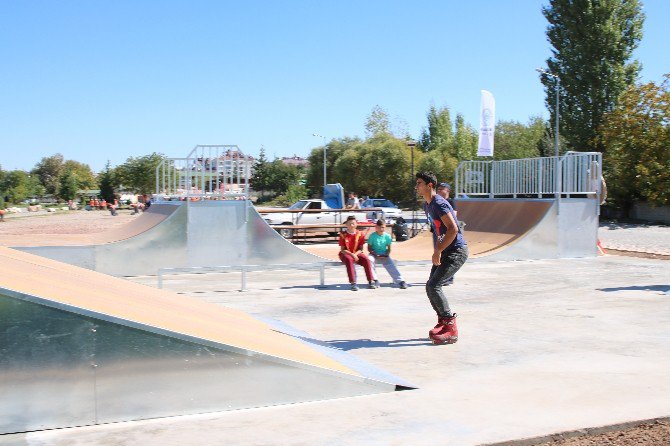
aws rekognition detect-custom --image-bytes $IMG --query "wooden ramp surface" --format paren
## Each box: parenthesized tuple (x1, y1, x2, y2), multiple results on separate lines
(302, 200, 554, 261)
(0, 246, 358, 376)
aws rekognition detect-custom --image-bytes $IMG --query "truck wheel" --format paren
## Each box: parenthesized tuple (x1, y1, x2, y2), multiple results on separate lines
(279, 225, 293, 239)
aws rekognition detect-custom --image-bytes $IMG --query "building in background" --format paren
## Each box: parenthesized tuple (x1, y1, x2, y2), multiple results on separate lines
(281, 155, 309, 168)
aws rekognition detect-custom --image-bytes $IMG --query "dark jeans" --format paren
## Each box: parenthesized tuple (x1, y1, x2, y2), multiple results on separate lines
(426, 246, 469, 318)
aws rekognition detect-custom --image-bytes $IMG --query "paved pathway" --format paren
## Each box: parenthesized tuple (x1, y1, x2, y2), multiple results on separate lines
(598, 222, 670, 255)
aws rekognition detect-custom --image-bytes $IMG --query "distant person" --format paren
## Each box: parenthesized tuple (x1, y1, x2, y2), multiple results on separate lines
(436, 182, 457, 285)
(0, 208, 6, 222)
(345, 192, 361, 209)
(436, 183, 456, 218)
(339, 216, 377, 291)
(415, 171, 468, 345)
(367, 219, 407, 289)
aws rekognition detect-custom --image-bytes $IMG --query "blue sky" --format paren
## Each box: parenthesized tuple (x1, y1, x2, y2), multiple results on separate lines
(1, 1, 668, 172)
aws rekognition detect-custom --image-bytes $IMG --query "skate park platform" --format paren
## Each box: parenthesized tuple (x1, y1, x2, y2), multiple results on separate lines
(3, 252, 668, 446)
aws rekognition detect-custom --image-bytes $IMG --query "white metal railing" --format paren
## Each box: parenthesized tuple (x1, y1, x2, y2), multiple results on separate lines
(157, 263, 342, 291)
(155, 145, 252, 200)
(455, 152, 602, 199)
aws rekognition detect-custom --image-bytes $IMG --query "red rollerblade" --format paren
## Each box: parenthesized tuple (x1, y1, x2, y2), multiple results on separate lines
(429, 314, 458, 345)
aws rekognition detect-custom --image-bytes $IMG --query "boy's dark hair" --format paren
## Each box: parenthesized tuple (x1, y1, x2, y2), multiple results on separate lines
(416, 171, 438, 189)
(376, 219, 385, 226)
(346, 215, 357, 222)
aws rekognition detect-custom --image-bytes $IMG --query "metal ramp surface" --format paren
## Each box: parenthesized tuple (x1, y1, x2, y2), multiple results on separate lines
(0, 247, 407, 434)
(14, 201, 326, 276)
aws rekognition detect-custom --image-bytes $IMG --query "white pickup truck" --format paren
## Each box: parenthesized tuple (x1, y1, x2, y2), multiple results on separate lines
(258, 199, 369, 238)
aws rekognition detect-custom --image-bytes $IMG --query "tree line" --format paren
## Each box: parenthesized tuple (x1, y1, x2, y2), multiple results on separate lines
(0, 153, 164, 208)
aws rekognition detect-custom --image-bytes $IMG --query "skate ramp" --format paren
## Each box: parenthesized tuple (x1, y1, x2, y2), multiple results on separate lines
(15, 201, 326, 276)
(301, 199, 592, 262)
(10, 204, 180, 246)
(0, 247, 407, 434)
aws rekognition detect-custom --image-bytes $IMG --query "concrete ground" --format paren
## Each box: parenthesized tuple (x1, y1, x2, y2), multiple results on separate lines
(598, 221, 670, 255)
(4, 254, 669, 446)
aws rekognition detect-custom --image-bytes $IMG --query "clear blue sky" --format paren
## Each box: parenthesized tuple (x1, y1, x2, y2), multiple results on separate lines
(1, 1, 668, 172)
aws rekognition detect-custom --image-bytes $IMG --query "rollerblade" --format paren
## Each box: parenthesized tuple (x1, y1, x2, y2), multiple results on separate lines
(429, 314, 458, 345)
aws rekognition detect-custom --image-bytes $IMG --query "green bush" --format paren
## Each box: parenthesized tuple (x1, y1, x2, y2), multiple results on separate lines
(267, 184, 309, 207)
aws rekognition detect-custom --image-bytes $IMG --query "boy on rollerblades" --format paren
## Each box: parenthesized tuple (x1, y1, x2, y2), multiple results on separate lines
(415, 172, 468, 344)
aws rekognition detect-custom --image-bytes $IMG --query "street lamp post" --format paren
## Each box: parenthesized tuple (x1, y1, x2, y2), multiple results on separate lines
(312, 133, 327, 188)
(406, 139, 417, 236)
(536, 68, 560, 158)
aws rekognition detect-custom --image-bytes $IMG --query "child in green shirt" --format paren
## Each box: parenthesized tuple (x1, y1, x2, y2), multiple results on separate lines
(366, 220, 407, 289)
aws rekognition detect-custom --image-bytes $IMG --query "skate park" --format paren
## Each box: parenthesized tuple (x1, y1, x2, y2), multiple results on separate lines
(1, 150, 669, 445)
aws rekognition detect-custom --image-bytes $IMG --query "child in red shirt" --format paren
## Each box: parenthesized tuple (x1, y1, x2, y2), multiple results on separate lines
(339, 216, 377, 291)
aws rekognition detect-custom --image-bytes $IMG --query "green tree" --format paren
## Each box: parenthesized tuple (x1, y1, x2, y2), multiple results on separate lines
(115, 153, 165, 194)
(493, 116, 545, 160)
(305, 137, 360, 193)
(250, 146, 270, 197)
(365, 105, 392, 138)
(270, 184, 309, 207)
(541, 0, 644, 152)
(453, 114, 478, 161)
(418, 105, 454, 153)
(61, 160, 96, 191)
(58, 171, 79, 201)
(357, 136, 412, 203)
(264, 160, 303, 196)
(32, 153, 64, 195)
(0, 170, 44, 204)
(98, 161, 118, 203)
(601, 74, 670, 214)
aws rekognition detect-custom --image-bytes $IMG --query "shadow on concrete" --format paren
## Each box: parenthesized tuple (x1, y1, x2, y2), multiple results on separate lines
(325, 338, 434, 350)
(598, 285, 670, 294)
(279, 283, 425, 291)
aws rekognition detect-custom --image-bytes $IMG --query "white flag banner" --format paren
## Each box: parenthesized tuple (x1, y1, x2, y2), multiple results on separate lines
(477, 90, 495, 157)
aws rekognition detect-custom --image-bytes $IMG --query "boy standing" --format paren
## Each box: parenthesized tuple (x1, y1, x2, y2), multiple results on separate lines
(367, 220, 407, 289)
(339, 216, 377, 291)
(415, 172, 468, 345)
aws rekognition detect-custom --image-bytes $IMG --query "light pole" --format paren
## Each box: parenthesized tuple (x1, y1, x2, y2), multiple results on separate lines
(312, 133, 327, 188)
(406, 139, 417, 236)
(536, 67, 560, 158)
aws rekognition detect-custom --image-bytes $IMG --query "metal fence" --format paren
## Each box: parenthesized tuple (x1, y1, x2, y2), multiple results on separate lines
(455, 152, 602, 199)
(155, 145, 252, 200)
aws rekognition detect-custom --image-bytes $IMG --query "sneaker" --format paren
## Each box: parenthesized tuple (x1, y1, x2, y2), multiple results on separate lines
(399, 281, 407, 289)
(374, 279, 380, 288)
(368, 281, 378, 289)
(350, 283, 359, 291)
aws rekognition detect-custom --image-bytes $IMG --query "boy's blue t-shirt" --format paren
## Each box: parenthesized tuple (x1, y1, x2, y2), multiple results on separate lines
(367, 231, 392, 255)
(423, 194, 466, 252)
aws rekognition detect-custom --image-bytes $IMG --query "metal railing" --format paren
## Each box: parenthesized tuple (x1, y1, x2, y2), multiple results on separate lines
(155, 145, 252, 200)
(157, 262, 342, 291)
(455, 152, 602, 199)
